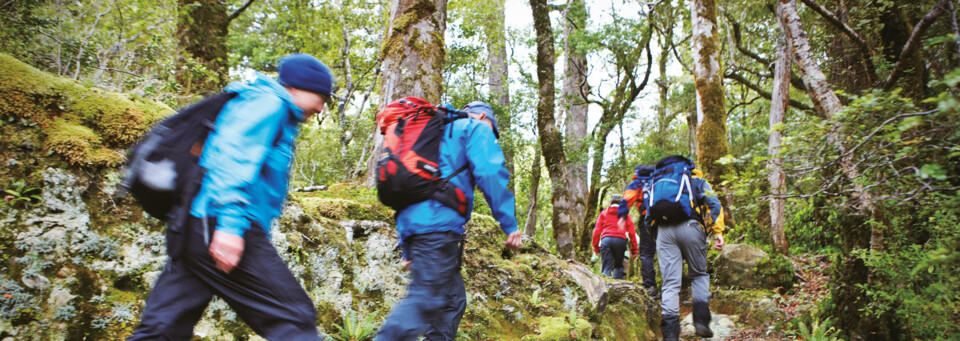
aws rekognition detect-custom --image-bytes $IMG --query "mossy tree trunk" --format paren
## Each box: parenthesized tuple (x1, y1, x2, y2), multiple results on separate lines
(531, 0, 576, 259)
(486, 0, 514, 194)
(175, 0, 254, 95)
(364, 0, 448, 186)
(690, 0, 733, 224)
(769, 17, 791, 256)
(561, 0, 589, 262)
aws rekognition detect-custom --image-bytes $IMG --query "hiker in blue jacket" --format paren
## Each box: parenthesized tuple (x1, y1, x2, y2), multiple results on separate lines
(377, 101, 522, 341)
(645, 155, 726, 341)
(129, 54, 333, 341)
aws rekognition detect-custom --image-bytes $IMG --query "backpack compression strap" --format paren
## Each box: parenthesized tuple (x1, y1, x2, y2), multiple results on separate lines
(429, 164, 471, 216)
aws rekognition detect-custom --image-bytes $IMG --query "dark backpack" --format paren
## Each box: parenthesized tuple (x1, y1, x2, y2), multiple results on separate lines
(647, 155, 701, 225)
(375, 97, 470, 215)
(634, 165, 655, 216)
(119, 92, 237, 221)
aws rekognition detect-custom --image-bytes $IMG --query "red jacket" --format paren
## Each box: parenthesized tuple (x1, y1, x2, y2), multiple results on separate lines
(593, 205, 638, 255)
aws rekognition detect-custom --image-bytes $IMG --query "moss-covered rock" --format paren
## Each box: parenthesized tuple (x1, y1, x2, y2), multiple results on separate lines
(714, 243, 796, 290)
(0, 53, 171, 167)
(711, 289, 787, 327)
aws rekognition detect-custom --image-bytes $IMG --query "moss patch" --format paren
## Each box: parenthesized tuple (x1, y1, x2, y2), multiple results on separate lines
(298, 197, 393, 221)
(0, 53, 172, 167)
(522, 316, 593, 340)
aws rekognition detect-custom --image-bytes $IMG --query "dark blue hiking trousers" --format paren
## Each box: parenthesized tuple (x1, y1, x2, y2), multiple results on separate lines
(600, 236, 628, 279)
(638, 220, 657, 289)
(128, 216, 319, 340)
(376, 231, 466, 341)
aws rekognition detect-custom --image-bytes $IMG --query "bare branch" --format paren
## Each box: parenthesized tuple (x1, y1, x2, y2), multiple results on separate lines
(797, 0, 878, 83)
(228, 0, 256, 23)
(881, 0, 950, 90)
(724, 72, 814, 112)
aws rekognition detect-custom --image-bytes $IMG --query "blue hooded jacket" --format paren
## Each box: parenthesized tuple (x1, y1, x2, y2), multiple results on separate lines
(190, 73, 304, 237)
(395, 116, 518, 243)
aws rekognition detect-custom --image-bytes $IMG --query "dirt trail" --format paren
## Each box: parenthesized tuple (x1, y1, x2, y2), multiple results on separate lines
(673, 255, 832, 340)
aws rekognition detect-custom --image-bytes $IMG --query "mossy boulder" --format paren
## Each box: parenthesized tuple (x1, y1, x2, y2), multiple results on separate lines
(711, 289, 787, 327)
(0, 53, 172, 167)
(714, 244, 796, 290)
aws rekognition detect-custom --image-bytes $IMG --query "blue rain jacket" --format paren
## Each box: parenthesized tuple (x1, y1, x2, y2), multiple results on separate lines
(395, 117, 518, 243)
(190, 73, 304, 237)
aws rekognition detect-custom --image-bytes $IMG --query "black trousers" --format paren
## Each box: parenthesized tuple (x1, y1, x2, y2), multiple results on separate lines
(638, 220, 658, 288)
(128, 216, 319, 340)
(600, 236, 628, 279)
(376, 231, 467, 341)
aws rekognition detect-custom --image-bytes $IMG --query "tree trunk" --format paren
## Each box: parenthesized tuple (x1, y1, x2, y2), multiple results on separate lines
(655, 35, 672, 150)
(176, 0, 231, 94)
(654, 0, 677, 150)
(487, 0, 514, 194)
(531, 0, 576, 259)
(769, 23, 791, 256)
(690, 0, 733, 225)
(363, 0, 448, 186)
(337, 8, 355, 159)
(523, 147, 543, 239)
(687, 111, 697, 157)
(562, 0, 590, 261)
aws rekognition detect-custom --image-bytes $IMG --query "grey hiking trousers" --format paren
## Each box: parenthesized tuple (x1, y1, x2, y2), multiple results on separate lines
(656, 219, 711, 318)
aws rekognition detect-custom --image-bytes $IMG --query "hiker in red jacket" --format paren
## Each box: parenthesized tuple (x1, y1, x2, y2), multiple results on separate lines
(592, 194, 638, 279)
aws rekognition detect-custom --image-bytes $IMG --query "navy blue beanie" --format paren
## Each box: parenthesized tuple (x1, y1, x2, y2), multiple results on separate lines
(463, 101, 500, 139)
(277, 53, 333, 97)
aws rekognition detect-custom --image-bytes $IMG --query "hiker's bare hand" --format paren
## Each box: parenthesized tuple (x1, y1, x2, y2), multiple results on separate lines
(401, 259, 412, 271)
(713, 235, 725, 251)
(617, 218, 626, 230)
(210, 231, 245, 273)
(504, 231, 522, 251)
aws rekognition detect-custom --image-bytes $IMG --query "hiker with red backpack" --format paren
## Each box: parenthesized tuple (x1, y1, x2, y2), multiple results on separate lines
(644, 155, 725, 341)
(374, 100, 521, 340)
(592, 194, 638, 279)
(617, 164, 658, 296)
(128, 54, 332, 340)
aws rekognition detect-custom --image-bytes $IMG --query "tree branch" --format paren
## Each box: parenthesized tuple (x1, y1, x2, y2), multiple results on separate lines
(228, 0, 256, 22)
(725, 72, 814, 112)
(726, 13, 808, 91)
(727, 15, 771, 65)
(881, 0, 950, 90)
(797, 0, 878, 83)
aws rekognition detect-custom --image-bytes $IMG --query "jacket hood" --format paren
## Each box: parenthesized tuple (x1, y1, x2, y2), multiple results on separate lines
(604, 205, 620, 215)
(225, 72, 305, 121)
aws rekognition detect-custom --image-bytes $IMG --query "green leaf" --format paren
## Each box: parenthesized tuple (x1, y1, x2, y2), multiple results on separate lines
(898, 117, 923, 132)
(717, 155, 736, 165)
(919, 164, 948, 181)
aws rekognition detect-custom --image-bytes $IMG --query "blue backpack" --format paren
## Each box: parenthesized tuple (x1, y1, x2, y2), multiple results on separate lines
(647, 155, 700, 225)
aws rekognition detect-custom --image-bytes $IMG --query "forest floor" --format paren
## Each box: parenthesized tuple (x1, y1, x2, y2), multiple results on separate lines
(716, 254, 833, 340)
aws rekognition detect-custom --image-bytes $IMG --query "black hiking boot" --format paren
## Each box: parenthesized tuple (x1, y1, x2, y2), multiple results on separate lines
(692, 301, 713, 338)
(644, 286, 659, 300)
(660, 314, 680, 341)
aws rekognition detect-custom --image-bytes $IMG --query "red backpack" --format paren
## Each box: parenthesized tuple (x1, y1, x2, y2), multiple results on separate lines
(375, 97, 470, 215)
